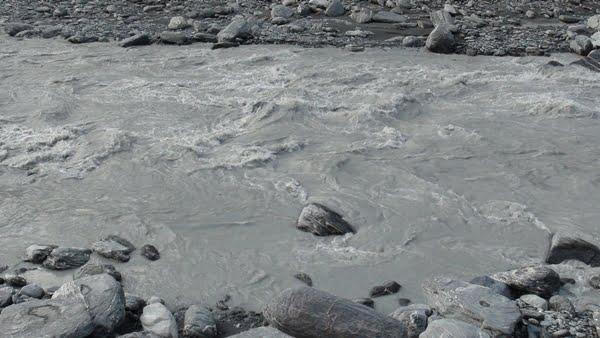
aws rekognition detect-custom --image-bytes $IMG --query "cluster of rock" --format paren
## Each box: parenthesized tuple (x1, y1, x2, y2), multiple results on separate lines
(2, 0, 599, 56)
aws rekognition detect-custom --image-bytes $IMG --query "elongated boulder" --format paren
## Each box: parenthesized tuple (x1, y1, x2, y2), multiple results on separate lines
(420, 318, 491, 338)
(4, 22, 34, 36)
(184, 304, 217, 338)
(545, 234, 600, 267)
(217, 18, 253, 43)
(119, 33, 152, 47)
(263, 287, 409, 337)
(491, 265, 560, 298)
(422, 277, 521, 336)
(426, 25, 456, 54)
(53, 274, 126, 336)
(470, 276, 515, 299)
(296, 203, 355, 236)
(43, 247, 91, 270)
(0, 297, 95, 338)
(92, 235, 136, 262)
(372, 11, 408, 23)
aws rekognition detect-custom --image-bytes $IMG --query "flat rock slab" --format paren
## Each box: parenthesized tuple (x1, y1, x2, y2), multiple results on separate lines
(372, 11, 408, 23)
(264, 286, 408, 337)
(0, 297, 95, 338)
(228, 326, 291, 337)
(420, 318, 491, 338)
(545, 234, 600, 266)
(491, 265, 561, 298)
(422, 277, 521, 336)
(42, 247, 91, 270)
(296, 203, 355, 236)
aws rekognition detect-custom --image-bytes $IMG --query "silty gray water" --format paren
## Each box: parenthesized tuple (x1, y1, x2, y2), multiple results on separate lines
(1, 36, 599, 313)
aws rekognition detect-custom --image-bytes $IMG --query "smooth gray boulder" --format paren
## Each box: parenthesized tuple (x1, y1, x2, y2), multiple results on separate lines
(53, 274, 126, 336)
(426, 25, 456, 54)
(160, 31, 191, 45)
(402, 36, 423, 48)
(43, 247, 91, 270)
(119, 33, 152, 47)
(296, 203, 355, 236)
(263, 287, 409, 337)
(19, 284, 44, 299)
(420, 318, 491, 338)
(491, 265, 561, 298)
(25, 244, 57, 263)
(217, 17, 253, 43)
(325, 0, 345, 17)
(588, 15, 600, 30)
(141, 303, 179, 338)
(0, 286, 14, 308)
(271, 5, 294, 19)
(389, 304, 432, 337)
(168, 16, 191, 30)
(422, 277, 521, 336)
(74, 261, 122, 281)
(184, 304, 217, 337)
(228, 326, 291, 337)
(570, 35, 594, 56)
(430, 10, 454, 27)
(0, 297, 95, 338)
(92, 235, 135, 262)
(372, 11, 408, 23)
(545, 234, 600, 267)
(519, 294, 548, 310)
(470, 276, 515, 299)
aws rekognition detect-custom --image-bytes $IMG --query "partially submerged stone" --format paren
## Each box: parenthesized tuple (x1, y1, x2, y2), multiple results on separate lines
(53, 274, 126, 336)
(369, 280, 401, 297)
(264, 287, 409, 337)
(0, 286, 14, 308)
(293, 272, 313, 287)
(4, 22, 34, 36)
(43, 247, 92, 270)
(141, 244, 160, 261)
(389, 304, 432, 338)
(25, 244, 57, 264)
(372, 11, 408, 23)
(420, 318, 491, 338)
(4, 274, 27, 287)
(92, 235, 136, 262)
(184, 304, 217, 338)
(422, 277, 521, 336)
(296, 203, 355, 236)
(353, 297, 374, 308)
(491, 265, 561, 298)
(470, 276, 515, 299)
(545, 234, 600, 267)
(119, 33, 152, 47)
(74, 261, 122, 281)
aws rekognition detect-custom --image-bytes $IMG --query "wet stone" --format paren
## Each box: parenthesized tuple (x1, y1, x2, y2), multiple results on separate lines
(43, 247, 92, 270)
(74, 262, 122, 281)
(141, 244, 160, 261)
(354, 298, 375, 308)
(293, 272, 312, 286)
(398, 298, 411, 306)
(296, 203, 355, 236)
(25, 245, 57, 264)
(4, 275, 27, 287)
(491, 265, 561, 298)
(370, 280, 401, 297)
(19, 284, 44, 299)
(92, 235, 136, 262)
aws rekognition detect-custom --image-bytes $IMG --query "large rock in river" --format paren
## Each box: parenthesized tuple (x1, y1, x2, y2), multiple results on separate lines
(545, 233, 600, 267)
(43, 247, 92, 270)
(426, 25, 456, 54)
(491, 265, 561, 298)
(296, 203, 355, 236)
(422, 277, 521, 336)
(264, 286, 408, 337)
(53, 274, 126, 336)
(0, 296, 95, 338)
(92, 235, 136, 262)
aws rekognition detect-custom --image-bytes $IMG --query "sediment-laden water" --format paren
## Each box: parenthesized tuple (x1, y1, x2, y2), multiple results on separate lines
(1, 36, 599, 313)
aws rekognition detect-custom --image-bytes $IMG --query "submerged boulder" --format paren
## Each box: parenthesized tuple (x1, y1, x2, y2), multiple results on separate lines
(43, 247, 92, 270)
(264, 287, 409, 337)
(422, 277, 521, 336)
(491, 265, 561, 298)
(141, 244, 160, 261)
(296, 203, 355, 236)
(545, 234, 600, 266)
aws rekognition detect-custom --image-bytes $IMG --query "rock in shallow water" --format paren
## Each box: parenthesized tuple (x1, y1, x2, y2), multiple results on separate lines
(470, 276, 515, 299)
(119, 33, 152, 47)
(184, 304, 217, 338)
(4, 22, 34, 36)
(0, 286, 14, 308)
(570, 35, 594, 56)
(25, 244, 57, 264)
(369, 280, 401, 297)
(53, 274, 126, 336)
(389, 304, 432, 338)
(491, 265, 561, 298)
(519, 294, 548, 310)
(43, 247, 91, 270)
(426, 25, 456, 54)
(4, 274, 27, 287)
(422, 277, 521, 336)
(296, 203, 355, 236)
(293, 272, 312, 286)
(160, 31, 191, 45)
(141, 303, 179, 338)
(74, 261, 122, 281)
(92, 235, 136, 262)
(420, 318, 491, 338)
(125, 293, 147, 313)
(264, 287, 408, 337)
(325, 0, 345, 17)
(141, 244, 160, 261)
(545, 234, 600, 266)
(353, 297, 374, 308)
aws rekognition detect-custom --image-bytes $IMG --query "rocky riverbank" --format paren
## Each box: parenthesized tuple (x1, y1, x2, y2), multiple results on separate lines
(2, 204, 600, 337)
(1, 0, 600, 57)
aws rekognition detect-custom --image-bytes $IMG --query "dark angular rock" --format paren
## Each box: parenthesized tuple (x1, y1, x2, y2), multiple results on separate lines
(422, 277, 521, 336)
(211, 42, 240, 50)
(19, 284, 44, 299)
(470, 276, 515, 299)
(141, 244, 160, 261)
(264, 287, 409, 337)
(25, 245, 58, 264)
(370, 280, 401, 297)
(43, 247, 92, 270)
(119, 33, 152, 47)
(571, 57, 600, 72)
(589, 274, 600, 289)
(426, 25, 456, 54)
(389, 304, 432, 338)
(5, 23, 34, 36)
(4, 275, 27, 287)
(491, 265, 561, 298)
(125, 293, 146, 313)
(354, 298, 374, 308)
(160, 31, 191, 45)
(398, 298, 411, 306)
(545, 61, 564, 67)
(184, 304, 217, 338)
(570, 35, 594, 56)
(546, 234, 600, 266)
(74, 262, 122, 281)
(192, 33, 218, 43)
(0, 286, 14, 308)
(92, 235, 136, 262)
(67, 35, 99, 44)
(296, 203, 355, 236)
(293, 272, 312, 287)
(548, 295, 575, 316)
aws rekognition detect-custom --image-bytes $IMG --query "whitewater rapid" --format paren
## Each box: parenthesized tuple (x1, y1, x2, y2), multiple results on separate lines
(1, 36, 599, 313)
